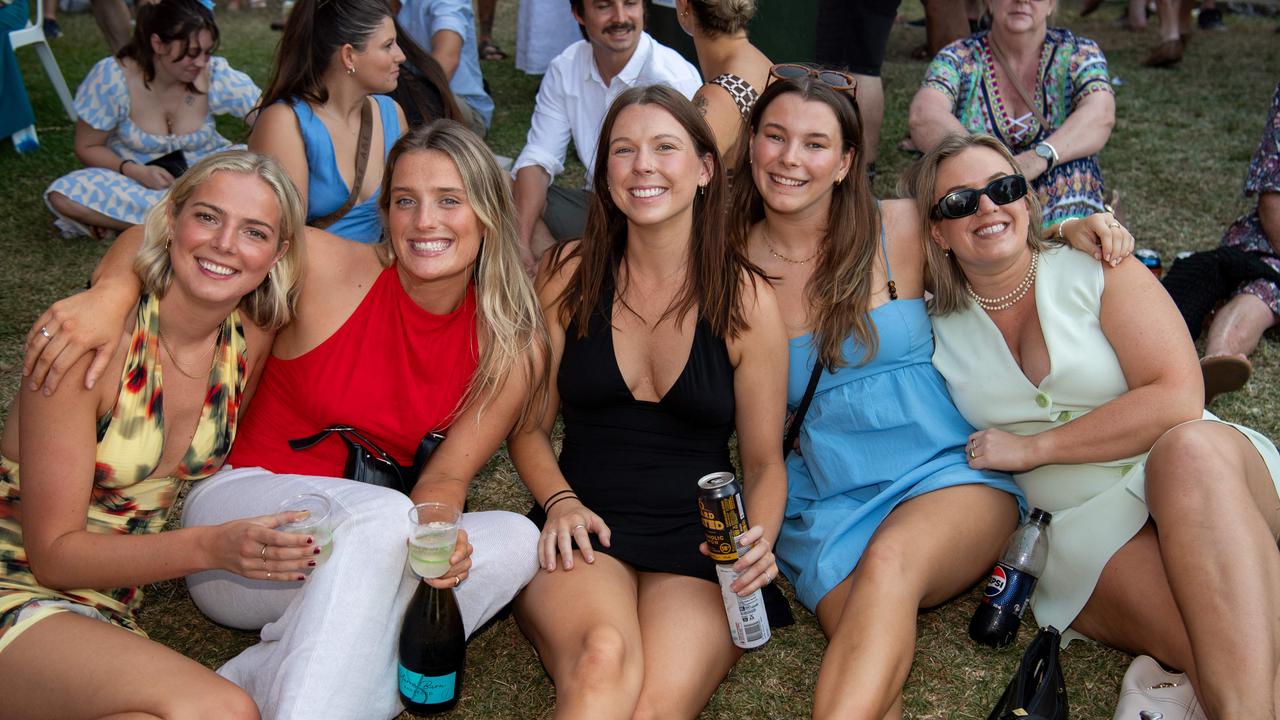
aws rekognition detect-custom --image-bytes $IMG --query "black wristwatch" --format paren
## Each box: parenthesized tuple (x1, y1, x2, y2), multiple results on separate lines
(1033, 142, 1058, 172)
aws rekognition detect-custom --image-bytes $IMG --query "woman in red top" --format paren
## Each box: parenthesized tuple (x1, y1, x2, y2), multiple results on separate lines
(22, 121, 551, 720)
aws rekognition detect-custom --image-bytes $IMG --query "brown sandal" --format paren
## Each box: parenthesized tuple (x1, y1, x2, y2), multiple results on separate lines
(1201, 354, 1252, 404)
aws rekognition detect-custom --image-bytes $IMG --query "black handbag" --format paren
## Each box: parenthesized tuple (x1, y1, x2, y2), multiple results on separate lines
(288, 425, 445, 496)
(987, 626, 1069, 720)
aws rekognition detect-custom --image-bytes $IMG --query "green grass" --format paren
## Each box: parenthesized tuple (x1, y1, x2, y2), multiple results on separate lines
(2, 1, 1279, 717)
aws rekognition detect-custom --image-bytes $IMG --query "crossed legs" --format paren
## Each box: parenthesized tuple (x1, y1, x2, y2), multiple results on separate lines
(514, 552, 743, 720)
(1071, 421, 1280, 719)
(811, 485, 1019, 720)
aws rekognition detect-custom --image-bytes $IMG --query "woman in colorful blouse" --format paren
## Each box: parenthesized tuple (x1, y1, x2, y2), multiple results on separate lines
(44, 0, 261, 239)
(1, 150, 303, 718)
(1199, 81, 1280, 401)
(907, 0, 1116, 231)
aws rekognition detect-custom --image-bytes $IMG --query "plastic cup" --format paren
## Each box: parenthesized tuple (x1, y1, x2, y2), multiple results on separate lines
(278, 493, 333, 566)
(407, 503, 461, 579)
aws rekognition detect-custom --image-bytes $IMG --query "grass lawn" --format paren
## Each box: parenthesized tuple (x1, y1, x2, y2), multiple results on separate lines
(2, 0, 1279, 717)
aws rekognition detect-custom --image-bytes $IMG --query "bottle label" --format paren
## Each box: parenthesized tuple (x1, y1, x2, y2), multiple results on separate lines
(981, 563, 1037, 619)
(398, 665, 456, 704)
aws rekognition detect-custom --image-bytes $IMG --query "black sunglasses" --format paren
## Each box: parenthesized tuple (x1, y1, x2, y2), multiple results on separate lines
(931, 175, 1029, 220)
(768, 64, 858, 99)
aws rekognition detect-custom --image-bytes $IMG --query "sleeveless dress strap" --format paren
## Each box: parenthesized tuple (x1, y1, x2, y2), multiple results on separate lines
(877, 201, 898, 300)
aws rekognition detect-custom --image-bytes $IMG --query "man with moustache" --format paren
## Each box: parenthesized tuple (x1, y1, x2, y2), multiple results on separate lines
(511, 0, 701, 270)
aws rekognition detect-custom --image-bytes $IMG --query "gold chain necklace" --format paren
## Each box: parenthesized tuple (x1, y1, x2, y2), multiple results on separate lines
(158, 331, 218, 380)
(965, 250, 1039, 312)
(761, 225, 819, 265)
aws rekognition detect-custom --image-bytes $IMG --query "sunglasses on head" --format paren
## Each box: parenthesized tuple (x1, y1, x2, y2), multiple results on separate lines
(931, 174, 1029, 220)
(768, 64, 858, 99)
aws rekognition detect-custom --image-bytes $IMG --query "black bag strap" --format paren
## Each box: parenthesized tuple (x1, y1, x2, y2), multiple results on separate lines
(783, 361, 824, 458)
(289, 425, 400, 468)
(310, 98, 374, 230)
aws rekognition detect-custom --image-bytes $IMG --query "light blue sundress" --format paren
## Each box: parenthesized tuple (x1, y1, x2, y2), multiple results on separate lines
(44, 56, 260, 237)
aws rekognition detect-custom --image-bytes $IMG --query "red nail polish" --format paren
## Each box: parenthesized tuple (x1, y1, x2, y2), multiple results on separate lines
(308, 560, 317, 567)
(306, 536, 314, 545)
(297, 575, 307, 581)
(313, 546, 321, 554)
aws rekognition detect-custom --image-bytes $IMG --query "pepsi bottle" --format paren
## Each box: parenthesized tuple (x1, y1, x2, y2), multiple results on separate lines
(969, 508, 1051, 648)
(398, 583, 465, 715)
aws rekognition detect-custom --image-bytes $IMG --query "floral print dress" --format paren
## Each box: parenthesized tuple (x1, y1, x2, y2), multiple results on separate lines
(43, 55, 260, 237)
(922, 28, 1113, 229)
(0, 293, 246, 653)
(1220, 81, 1280, 316)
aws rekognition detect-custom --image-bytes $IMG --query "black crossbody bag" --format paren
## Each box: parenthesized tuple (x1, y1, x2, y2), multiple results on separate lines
(288, 426, 445, 496)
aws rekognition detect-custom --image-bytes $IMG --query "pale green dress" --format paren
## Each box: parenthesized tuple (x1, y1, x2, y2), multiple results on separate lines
(931, 246, 1280, 644)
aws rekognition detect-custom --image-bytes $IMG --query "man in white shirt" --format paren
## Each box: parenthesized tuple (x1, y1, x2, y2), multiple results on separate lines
(511, 0, 701, 269)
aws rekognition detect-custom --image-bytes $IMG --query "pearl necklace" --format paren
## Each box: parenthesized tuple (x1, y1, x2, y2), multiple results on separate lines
(761, 226, 819, 265)
(965, 250, 1039, 312)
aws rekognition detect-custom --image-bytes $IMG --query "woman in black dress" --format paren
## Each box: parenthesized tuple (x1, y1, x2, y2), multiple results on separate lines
(509, 85, 790, 719)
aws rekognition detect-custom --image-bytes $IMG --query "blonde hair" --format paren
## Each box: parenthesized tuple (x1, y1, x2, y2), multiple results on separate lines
(688, 0, 756, 35)
(376, 120, 552, 428)
(136, 149, 305, 330)
(898, 133, 1048, 316)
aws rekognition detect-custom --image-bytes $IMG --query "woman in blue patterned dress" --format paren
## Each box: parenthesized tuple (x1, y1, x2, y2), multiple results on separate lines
(1199, 81, 1280, 401)
(247, 0, 408, 244)
(44, 0, 261, 239)
(907, 0, 1116, 231)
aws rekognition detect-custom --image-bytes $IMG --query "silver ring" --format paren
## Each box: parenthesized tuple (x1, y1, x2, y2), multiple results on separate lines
(39, 326, 52, 339)
(1107, 222, 1122, 229)
(454, 575, 461, 588)
(572, 524, 586, 531)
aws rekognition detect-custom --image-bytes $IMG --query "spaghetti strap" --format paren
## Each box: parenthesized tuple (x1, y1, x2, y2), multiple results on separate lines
(877, 201, 898, 300)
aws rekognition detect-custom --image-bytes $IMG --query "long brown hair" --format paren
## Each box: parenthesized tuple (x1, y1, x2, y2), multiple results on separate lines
(727, 77, 880, 369)
(552, 85, 760, 341)
(256, 0, 391, 110)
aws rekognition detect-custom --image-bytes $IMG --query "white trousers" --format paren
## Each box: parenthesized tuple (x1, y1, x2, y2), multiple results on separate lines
(182, 466, 539, 720)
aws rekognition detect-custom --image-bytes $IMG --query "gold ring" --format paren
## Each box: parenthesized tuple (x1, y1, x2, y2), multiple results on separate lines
(572, 524, 586, 531)
(1107, 222, 1122, 229)
(968, 444, 977, 459)
(266, 570, 273, 580)
(259, 542, 269, 566)
(454, 575, 461, 588)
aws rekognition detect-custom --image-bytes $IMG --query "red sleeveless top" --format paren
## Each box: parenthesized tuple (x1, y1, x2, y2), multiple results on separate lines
(228, 265, 479, 476)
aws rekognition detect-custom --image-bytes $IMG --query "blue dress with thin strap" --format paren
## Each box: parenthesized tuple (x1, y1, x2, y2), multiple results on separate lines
(292, 95, 400, 244)
(776, 226, 1026, 612)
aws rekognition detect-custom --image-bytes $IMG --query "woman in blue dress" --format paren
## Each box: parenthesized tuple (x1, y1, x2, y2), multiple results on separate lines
(44, 0, 260, 238)
(248, 0, 406, 244)
(727, 75, 1132, 718)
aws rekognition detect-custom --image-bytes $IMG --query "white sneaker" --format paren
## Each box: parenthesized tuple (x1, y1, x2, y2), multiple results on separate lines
(1113, 655, 1207, 720)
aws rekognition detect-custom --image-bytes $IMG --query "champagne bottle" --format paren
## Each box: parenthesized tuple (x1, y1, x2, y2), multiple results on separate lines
(398, 583, 465, 715)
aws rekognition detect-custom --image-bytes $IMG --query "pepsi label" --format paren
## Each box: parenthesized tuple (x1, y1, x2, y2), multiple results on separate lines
(980, 562, 1037, 619)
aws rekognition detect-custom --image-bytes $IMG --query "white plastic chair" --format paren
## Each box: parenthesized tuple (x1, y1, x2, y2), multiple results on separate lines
(9, 0, 78, 122)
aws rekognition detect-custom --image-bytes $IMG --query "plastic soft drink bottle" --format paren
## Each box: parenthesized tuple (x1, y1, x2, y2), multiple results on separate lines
(969, 508, 1051, 648)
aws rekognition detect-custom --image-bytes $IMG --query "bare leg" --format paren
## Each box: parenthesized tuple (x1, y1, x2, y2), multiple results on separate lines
(515, 552, 645, 720)
(0, 612, 258, 720)
(1074, 422, 1280, 719)
(530, 218, 558, 265)
(1204, 293, 1279, 359)
(811, 485, 1019, 720)
(47, 191, 131, 236)
(631, 573, 744, 720)
(851, 74, 884, 168)
(924, 0, 970, 55)
(1128, 0, 1150, 30)
(477, 0, 497, 43)
(90, 0, 132, 54)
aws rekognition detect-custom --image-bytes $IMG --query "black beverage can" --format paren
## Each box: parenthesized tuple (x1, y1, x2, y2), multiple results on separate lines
(697, 472, 750, 563)
(696, 471, 771, 649)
